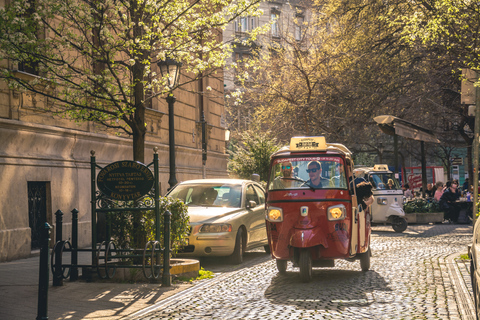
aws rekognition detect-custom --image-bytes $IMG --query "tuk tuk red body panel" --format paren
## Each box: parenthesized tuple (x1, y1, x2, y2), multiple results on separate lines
(266, 189, 353, 260)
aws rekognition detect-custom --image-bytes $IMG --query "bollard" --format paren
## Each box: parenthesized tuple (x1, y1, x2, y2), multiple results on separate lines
(37, 222, 51, 320)
(70, 208, 79, 281)
(53, 210, 64, 286)
(54, 210, 63, 244)
(162, 210, 171, 287)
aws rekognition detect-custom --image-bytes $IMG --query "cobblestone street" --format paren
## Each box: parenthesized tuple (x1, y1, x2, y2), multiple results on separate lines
(127, 224, 474, 320)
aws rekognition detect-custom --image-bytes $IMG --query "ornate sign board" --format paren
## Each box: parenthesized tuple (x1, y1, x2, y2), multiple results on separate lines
(290, 136, 327, 152)
(97, 161, 154, 201)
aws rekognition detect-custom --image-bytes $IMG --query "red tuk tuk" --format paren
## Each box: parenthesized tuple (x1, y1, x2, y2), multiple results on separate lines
(265, 137, 372, 282)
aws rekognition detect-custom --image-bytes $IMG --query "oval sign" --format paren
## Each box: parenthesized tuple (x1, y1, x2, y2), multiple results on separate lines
(97, 161, 154, 201)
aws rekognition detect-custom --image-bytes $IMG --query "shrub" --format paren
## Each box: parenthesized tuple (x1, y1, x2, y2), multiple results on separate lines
(403, 198, 440, 213)
(108, 197, 189, 255)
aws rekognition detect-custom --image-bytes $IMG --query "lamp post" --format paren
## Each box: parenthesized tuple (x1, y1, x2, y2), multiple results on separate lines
(378, 142, 384, 163)
(157, 58, 182, 190)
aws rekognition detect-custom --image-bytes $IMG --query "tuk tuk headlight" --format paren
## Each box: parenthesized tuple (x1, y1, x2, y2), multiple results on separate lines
(199, 224, 232, 233)
(266, 207, 283, 222)
(327, 204, 346, 221)
(377, 197, 388, 205)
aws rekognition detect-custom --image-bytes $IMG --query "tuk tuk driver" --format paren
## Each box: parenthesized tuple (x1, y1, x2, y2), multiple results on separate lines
(273, 161, 296, 189)
(305, 161, 331, 188)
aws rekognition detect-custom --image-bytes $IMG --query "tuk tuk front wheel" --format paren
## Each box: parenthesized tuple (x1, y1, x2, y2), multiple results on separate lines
(360, 249, 371, 272)
(276, 259, 287, 274)
(392, 216, 408, 233)
(299, 249, 312, 282)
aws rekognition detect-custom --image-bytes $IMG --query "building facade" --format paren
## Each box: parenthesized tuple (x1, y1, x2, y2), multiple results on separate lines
(0, 66, 229, 262)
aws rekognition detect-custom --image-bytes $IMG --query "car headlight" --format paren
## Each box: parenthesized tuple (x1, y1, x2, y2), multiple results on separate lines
(377, 197, 387, 205)
(199, 224, 232, 233)
(327, 204, 346, 221)
(266, 206, 283, 222)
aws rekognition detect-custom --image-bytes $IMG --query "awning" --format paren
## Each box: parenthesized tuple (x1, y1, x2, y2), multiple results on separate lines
(373, 115, 440, 143)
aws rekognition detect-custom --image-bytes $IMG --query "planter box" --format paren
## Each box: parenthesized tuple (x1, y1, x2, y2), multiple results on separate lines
(89, 258, 200, 282)
(405, 212, 444, 224)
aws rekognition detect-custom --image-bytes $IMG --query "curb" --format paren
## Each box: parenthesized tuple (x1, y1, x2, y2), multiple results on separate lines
(446, 252, 476, 319)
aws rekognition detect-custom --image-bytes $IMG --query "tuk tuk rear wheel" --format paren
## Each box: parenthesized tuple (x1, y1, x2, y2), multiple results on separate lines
(392, 216, 408, 233)
(299, 249, 312, 282)
(276, 259, 287, 274)
(360, 249, 371, 272)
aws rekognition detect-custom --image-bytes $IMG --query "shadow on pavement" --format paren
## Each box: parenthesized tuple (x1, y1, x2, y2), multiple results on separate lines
(372, 224, 472, 238)
(264, 269, 390, 311)
(193, 250, 271, 273)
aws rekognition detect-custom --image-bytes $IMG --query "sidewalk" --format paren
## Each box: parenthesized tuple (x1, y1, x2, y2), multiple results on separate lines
(0, 251, 194, 320)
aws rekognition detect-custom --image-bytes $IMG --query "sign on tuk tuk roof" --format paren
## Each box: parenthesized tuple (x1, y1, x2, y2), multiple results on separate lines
(373, 164, 389, 171)
(290, 136, 327, 151)
(282, 136, 352, 157)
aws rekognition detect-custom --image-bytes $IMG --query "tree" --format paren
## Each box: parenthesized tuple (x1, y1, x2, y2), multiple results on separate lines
(227, 130, 281, 182)
(0, 0, 263, 163)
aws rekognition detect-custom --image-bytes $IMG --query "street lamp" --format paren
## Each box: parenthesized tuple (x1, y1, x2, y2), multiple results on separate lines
(378, 142, 384, 163)
(157, 58, 182, 190)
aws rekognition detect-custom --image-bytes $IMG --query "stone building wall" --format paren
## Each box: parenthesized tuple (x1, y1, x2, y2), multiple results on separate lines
(0, 74, 229, 262)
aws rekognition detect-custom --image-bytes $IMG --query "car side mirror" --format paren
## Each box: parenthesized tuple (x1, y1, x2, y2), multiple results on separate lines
(247, 200, 257, 209)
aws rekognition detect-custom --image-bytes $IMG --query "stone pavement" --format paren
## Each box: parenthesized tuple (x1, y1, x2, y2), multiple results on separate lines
(0, 223, 475, 320)
(128, 224, 476, 320)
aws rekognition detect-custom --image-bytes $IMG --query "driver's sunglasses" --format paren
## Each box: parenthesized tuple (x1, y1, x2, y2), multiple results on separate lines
(306, 168, 320, 173)
(282, 165, 291, 170)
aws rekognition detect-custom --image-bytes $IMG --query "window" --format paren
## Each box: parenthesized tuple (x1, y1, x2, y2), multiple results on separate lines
(271, 13, 279, 37)
(253, 185, 265, 204)
(245, 185, 260, 207)
(240, 17, 248, 32)
(268, 156, 348, 190)
(236, 16, 255, 32)
(294, 16, 304, 41)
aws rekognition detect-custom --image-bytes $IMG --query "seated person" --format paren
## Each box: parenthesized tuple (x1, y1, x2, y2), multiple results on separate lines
(356, 181, 374, 210)
(304, 161, 331, 188)
(273, 162, 297, 189)
(387, 179, 395, 189)
(332, 163, 347, 188)
(203, 188, 218, 205)
(439, 181, 460, 222)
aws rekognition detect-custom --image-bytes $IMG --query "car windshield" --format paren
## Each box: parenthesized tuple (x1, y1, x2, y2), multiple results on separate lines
(168, 184, 242, 208)
(268, 156, 347, 190)
(368, 173, 400, 190)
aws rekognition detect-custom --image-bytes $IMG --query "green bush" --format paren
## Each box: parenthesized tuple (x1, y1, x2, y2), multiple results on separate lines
(108, 197, 189, 255)
(403, 198, 440, 213)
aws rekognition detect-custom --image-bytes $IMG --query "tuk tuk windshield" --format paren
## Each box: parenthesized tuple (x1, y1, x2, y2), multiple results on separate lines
(368, 172, 400, 190)
(268, 156, 347, 190)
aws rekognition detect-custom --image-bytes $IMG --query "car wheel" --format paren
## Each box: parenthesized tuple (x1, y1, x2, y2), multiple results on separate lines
(276, 259, 287, 274)
(360, 248, 371, 272)
(229, 228, 244, 265)
(392, 216, 408, 233)
(264, 244, 271, 254)
(299, 249, 312, 283)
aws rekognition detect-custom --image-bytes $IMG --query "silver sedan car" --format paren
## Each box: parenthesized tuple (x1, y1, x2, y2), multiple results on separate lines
(166, 179, 269, 264)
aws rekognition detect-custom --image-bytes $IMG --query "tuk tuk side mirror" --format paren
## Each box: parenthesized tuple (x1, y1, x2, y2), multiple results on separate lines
(247, 200, 257, 209)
